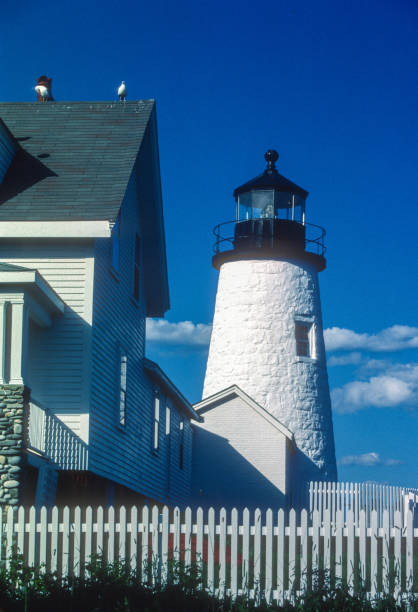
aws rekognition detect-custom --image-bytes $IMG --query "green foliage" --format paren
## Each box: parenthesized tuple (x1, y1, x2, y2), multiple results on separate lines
(0, 556, 415, 611)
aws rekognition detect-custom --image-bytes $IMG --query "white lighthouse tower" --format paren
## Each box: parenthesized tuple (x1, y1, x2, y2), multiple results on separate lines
(203, 150, 337, 483)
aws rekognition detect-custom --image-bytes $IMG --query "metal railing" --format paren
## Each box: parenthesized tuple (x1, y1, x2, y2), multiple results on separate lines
(27, 400, 88, 470)
(213, 219, 326, 257)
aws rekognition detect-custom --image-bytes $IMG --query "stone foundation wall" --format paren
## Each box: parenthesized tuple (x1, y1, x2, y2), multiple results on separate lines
(0, 385, 28, 507)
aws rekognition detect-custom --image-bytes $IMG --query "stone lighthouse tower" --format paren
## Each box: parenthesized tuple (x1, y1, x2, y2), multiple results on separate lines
(203, 150, 337, 483)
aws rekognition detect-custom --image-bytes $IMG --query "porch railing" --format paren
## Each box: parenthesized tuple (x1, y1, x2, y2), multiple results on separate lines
(27, 400, 88, 470)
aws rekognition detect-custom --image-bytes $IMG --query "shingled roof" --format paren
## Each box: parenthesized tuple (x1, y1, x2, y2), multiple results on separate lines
(0, 101, 155, 221)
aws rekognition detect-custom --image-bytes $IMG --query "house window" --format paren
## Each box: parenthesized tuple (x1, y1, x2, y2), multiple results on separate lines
(295, 322, 311, 357)
(165, 404, 171, 435)
(111, 211, 121, 273)
(179, 417, 184, 469)
(133, 234, 141, 301)
(153, 393, 160, 451)
(119, 351, 127, 426)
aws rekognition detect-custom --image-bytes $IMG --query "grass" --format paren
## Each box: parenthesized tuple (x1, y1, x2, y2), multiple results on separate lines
(0, 555, 415, 611)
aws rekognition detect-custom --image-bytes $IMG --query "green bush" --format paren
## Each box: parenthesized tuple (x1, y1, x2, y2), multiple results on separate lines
(0, 556, 415, 611)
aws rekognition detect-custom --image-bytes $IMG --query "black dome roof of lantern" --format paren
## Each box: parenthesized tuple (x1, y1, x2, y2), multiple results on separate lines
(233, 150, 309, 199)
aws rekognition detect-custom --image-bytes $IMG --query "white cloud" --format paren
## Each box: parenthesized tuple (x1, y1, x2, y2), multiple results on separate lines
(328, 352, 362, 366)
(146, 319, 212, 346)
(339, 452, 402, 467)
(324, 325, 418, 353)
(331, 363, 418, 413)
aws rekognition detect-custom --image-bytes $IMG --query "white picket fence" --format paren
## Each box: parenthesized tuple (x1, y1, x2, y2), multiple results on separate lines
(308, 481, 418, 527)
(1, 505, 417, 603)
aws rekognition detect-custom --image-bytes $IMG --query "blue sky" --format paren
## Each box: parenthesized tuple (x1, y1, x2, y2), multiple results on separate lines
(2, 0, 417, 486)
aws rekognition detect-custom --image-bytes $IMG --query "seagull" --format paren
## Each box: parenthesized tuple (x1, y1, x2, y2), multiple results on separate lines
(118, 81, 127, 101)
(35, 85, 49, 101)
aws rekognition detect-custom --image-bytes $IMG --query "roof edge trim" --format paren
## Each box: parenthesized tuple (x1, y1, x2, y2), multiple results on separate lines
(143, 358, 203, 422)
(195, 384, 295, 444)
(0, 220, 111, 238)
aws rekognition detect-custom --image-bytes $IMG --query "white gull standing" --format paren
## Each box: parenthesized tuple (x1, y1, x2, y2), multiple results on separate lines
(118, 81, 127, 101)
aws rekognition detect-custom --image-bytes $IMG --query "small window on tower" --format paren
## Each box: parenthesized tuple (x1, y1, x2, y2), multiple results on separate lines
(295, 322, 311, 357)
(153, 392, 160, 451)
(119, 350, 127, 426)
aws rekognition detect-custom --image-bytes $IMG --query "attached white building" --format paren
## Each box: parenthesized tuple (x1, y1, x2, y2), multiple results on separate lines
(192, 386, 295, 510)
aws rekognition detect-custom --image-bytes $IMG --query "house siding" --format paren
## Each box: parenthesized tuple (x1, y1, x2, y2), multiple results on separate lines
(88, 121, 191, 506)
(0, 241, 94, 441)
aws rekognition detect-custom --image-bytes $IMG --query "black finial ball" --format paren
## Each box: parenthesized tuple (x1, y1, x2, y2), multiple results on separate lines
(264, 149, 279, 164)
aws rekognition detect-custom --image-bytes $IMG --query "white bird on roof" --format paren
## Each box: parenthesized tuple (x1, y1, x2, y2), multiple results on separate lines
(35, 85, 49, 101)
(118, 81, 127, 101)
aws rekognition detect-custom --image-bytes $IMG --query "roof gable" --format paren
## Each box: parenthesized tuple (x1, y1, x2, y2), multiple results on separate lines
(0, 101, 154, 221)
(194, 385, 295, 443)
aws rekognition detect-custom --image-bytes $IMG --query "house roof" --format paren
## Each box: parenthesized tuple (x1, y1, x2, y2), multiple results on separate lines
(143, 358, 203, 422)
(194, 385, 295, 444)
(0, 101, 154, 221)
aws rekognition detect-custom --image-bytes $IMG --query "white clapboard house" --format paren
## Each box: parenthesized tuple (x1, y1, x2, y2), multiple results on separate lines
(0, 100, 201, 508)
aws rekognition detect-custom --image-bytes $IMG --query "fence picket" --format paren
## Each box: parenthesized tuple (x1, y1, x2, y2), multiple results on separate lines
(242, 508, 250, 596)
(85, 506, 93, 573)
(265, 509, 273, 603)
(129, 506, 138, 574)
(62, 506, 70, 577)
(119, 506, 127, 563)
(288, 508, 296, 596)
(359, 509, 366, 586)
(185, 506, 192, 570)
(6, 506, 14, 569)
(254, 508, 262, 601)
(300, 508, 308, 593)
(323, 508, 331, 584)
(151, 505, 159, 584)
(231, 507, 238, 599)
(50, 506, 58, 574)
(405, 508, 413, 593)
(346, 509, 354, 591)
(335, 509, 343, 583)
(108, 506, 115, 565)
(312, 509, 320, 579)
(17, 506, 25, 557)
(73, 506, 81, 577)
(382, 509, 390, 594)
(96, 506, 104, 557)
(196, 507, 204, 579)
(207, 507, 215, 594)
(141, 506, 149, 583)
(277, 508, 285, 603)
(161, 506, 169, 585)
(173, 506, 180, 564)
(28, 506, 36, 568)
(370, 510, 378, 597)
(393, 510, 402, 602)
(219, 507, 227, 597)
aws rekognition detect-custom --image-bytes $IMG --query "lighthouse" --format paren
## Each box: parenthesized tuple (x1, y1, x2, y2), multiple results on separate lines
(203, 150, 337, 483)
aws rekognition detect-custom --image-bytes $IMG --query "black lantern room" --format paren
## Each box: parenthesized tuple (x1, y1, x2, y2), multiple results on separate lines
(213, 150, 326, 271)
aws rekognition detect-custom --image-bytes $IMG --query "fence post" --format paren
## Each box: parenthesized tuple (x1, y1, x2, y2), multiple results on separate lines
(346, 509, 354, 592)
(85, 506, 93, 574)
(151, 505, 159, 584)
(370, 509, 378, 597)
(62, 506, 70, 578)
(393, 510, 402, 602)
(140, 505, 149, 583)
(161, 506, 169, 585)
(405, 507, 413, 594)
(335, 509, 343, 584)
(382, 509, 390, 594)
(196, 506, 204, 583)
(129, 505, 138, 575)
(300, 508, 308, 593)
(119, 506, 127, 564)
(288, 508, 296, 597)
(185, 506, 192, 571)
(359, 509, 366, 588)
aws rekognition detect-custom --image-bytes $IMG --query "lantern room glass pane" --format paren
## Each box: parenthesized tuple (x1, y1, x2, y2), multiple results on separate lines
(237, 192, 252, 220)
(252, 190, 275, 219)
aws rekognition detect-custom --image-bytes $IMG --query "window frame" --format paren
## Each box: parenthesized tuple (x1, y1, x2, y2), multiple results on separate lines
(294, 316, 316, 361)
(118, 348, 127, 427)
(179, 417, 185, 470)
(152, 391, 160, 452)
